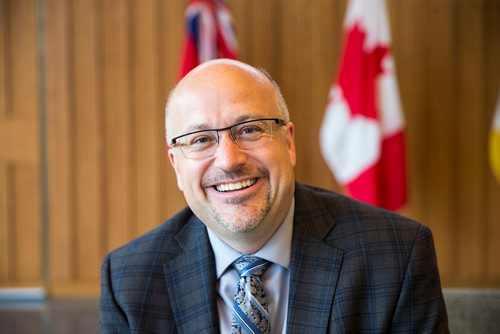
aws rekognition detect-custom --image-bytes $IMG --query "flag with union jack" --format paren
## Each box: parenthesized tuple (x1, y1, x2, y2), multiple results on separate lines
(179, 0, 238, 79)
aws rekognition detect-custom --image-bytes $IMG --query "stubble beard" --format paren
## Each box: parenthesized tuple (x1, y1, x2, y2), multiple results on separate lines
(210, 189, 272, 233)
(203, 166, 272, 233)
(201, 165, 273, 233)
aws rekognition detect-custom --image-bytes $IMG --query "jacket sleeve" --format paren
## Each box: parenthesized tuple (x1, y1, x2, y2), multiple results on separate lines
(391, 224, 449, 333)
(99, 253, 130, 333)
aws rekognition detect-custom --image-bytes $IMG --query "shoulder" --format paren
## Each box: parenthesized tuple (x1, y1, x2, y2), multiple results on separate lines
(293, 184, 448, 331)
(294, 182, 429, 250)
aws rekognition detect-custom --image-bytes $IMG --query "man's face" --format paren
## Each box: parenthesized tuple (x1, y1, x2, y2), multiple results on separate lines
(167, 62, 296, 251)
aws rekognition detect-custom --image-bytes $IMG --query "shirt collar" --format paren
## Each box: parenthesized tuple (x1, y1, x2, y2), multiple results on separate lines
(207, 198, 295, 279)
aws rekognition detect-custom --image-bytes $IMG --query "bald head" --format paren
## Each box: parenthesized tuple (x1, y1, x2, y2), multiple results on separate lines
(165, 59, 296, 254)
(165, 59, 289, 144)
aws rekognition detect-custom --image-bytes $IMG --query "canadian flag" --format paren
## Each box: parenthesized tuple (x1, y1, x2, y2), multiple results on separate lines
(179, 0, 238, 79)
(319, 0, 407, 211)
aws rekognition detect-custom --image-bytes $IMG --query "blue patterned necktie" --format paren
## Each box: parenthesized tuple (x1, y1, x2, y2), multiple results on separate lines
(231, 255, 271, 334)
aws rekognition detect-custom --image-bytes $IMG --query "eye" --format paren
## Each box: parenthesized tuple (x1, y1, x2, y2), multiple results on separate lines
(239, 124, 265, 135)
(188, 134, 216, 147)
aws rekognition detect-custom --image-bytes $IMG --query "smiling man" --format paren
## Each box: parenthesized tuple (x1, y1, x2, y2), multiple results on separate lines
(100, 59, 449, 333)
(166, 60, 296, 256)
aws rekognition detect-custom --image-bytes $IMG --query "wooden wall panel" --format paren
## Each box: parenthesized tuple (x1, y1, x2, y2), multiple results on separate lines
(389, 0, 426, 222)
(232, 0, 280, 71)
(423, 0, 457, 280)
(0, 1, 8, 281)
(159, 0, 186, 217)
(103, 0, 133, 253)
(13, 166, 41, 281)
(72, 0, 103, 282)
(44, 0, 187, 295)
(280, 1, 311, 182)
(456, 0, 486, 282)
(11, 0, 42, 283)
(46, 0, 73, 284)
(0, 165, 11, 281)
(1, 0, 500, 294)
(131, 0, 160, 237)
(0, 0, 8, 120)
(1, 1, 16, 283)
(0, 0, 41, 286)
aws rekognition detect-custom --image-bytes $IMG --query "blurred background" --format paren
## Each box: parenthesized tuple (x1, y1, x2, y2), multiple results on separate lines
(0, 0, 499, 331)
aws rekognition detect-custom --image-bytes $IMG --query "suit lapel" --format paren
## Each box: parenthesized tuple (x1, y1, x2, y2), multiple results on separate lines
(286, 184, 344, 333)
(163, 217, 220, 334)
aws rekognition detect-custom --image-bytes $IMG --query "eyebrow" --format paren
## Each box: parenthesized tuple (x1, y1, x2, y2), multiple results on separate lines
(183, 123, 211, 133)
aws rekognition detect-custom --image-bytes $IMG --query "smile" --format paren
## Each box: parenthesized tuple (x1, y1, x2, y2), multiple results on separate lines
(215, 179, 257, 192)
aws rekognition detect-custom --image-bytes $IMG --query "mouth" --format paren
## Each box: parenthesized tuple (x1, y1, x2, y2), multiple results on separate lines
(214, 178, 257, 192)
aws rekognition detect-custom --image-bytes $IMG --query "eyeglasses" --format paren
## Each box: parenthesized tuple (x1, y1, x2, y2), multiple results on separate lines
(170, 118, 286, 159)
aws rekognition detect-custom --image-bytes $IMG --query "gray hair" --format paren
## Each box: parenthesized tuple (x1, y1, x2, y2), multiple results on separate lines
(256, 67, 290, 122)
(165, 86, 177, 145)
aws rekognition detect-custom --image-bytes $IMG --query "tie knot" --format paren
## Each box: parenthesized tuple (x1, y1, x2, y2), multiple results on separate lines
(232, 255, 270, 278)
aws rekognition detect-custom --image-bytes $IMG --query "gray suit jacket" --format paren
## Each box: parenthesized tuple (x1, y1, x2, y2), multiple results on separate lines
(100, 183, 449, 333)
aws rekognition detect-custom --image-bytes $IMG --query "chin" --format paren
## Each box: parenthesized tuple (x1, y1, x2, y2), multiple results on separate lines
(217, 214, 262, 233)
(207, 193, 272, 234)
(211, 206, 267, 233)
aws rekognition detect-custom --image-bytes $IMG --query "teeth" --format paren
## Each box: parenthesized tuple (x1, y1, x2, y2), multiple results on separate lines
(216, 179, 256, 192)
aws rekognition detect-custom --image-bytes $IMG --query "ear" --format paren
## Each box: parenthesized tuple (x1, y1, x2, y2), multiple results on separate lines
(167, 147, 184, 191)
(284, 121, 296, 167)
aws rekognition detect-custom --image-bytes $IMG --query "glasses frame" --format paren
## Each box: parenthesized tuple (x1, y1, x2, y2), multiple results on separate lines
(169, 117, 287, 158)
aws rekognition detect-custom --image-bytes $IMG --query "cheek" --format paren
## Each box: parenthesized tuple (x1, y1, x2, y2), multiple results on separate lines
(261, 149, 294, 178)
(179, 163, 208, 193)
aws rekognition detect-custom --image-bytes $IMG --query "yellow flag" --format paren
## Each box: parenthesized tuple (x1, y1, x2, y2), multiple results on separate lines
(490, 88, 500, 183)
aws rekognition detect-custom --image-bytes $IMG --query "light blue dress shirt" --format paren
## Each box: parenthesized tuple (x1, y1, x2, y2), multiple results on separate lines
(207, 199, 295, 334)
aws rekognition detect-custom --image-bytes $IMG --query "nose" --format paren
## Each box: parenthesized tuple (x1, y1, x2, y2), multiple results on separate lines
(212, 131, 247, 171)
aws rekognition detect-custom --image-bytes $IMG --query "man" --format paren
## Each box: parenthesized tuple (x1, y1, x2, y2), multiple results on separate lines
(100, 59, 449, 333)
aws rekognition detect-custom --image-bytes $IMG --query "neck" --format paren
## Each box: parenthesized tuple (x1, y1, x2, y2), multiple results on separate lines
(223, 230, 277, 254)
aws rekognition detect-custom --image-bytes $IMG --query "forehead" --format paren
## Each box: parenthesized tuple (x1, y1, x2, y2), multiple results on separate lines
(168, 65, 279, 135)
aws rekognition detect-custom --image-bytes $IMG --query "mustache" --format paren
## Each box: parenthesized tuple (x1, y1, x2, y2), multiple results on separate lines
(202, 166, 269, 187)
